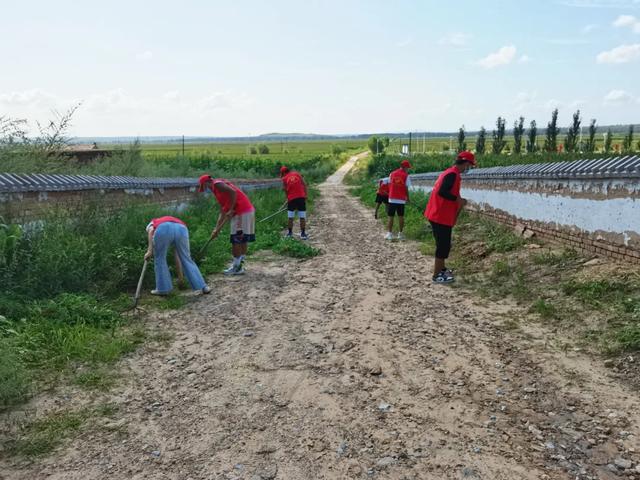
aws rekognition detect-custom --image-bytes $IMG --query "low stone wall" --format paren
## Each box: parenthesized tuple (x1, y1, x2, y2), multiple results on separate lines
(0, 174, 280, 224)
(410, 155, 640, 264)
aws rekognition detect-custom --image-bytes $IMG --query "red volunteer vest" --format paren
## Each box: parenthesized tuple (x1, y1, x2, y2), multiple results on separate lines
(152, 216, 186, 229)
(388, 168, 409, 202)
(377, 180, 389, 196)
(212, 179, 254, 215)
(282, 171, 306, 201)
(424, 166, 462, 227)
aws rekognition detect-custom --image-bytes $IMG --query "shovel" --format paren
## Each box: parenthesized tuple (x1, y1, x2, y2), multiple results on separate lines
(258, 206, 287, 223)
(132, 260, 148, 308)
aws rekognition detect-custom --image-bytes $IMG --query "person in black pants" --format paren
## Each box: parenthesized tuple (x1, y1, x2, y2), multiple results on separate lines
(423, 151, 477, 283)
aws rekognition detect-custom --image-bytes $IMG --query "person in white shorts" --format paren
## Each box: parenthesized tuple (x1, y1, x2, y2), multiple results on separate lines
(198, 175, 256, 275)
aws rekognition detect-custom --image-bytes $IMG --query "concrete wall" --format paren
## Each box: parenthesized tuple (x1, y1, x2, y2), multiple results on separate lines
(0, 174, 280, 224)
(411, 163, 640, 264)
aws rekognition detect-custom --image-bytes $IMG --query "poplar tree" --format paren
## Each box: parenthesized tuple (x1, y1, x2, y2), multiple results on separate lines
(563, 110, 581, 153)
(585, 119, 597, 153)
(513, 117, 525, 154)
(622, 125, 634, 153)
(457, 125, 466, 153)
(526, 120, 538, 153)
(475, 127, 486, 155)
(492, 116, 507, 154)
(604, 129, 613, 154)
(544, 109, 560, 153)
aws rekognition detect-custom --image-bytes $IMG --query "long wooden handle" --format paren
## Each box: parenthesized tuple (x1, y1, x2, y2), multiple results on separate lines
(133, 260, 148, 306)
(258, 207, 287, 223)
(197, 237, 213, 257)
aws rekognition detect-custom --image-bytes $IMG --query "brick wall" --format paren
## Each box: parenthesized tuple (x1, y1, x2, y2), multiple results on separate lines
(0, 179, 280, 224)
(468, 205, 640, 265)
(411, 178, 640, 265)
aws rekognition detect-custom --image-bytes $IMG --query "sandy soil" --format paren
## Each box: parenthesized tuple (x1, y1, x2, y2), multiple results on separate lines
(2, 153, 640, 480)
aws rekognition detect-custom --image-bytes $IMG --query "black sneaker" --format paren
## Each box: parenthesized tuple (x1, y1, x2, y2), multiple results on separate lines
(432, 271, 454, 284)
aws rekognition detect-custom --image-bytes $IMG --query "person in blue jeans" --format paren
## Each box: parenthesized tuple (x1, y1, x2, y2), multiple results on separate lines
(144, 216, 211, 295)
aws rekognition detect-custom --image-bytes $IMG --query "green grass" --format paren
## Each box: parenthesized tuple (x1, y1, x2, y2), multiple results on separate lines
(0, 174, 326, 412)
(3, 402, 120, 458)
(532, 249, 580, 267)
(273, 238, 321, 258)
(349, 153, 640, 355)
(365, 151, 613, 179)
(72, 369, 117, 391)
(4, 410, 88, 457)
(529, 298, 558, 321)
(0, 139, 359, 181)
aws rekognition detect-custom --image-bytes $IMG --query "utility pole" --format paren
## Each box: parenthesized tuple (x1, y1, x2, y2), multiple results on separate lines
(182, 135, 185, 156)
(408, 132, 412, 156)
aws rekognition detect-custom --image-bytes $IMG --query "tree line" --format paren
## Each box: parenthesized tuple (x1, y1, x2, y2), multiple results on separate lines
(368, 110, 638, 156)
(457, 110, 637, 156)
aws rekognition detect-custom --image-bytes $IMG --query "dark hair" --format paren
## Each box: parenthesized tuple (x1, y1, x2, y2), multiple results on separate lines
(455, 159, 470, 165)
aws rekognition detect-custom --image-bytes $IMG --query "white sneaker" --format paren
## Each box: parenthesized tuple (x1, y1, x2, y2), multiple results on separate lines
(396, 232, 406, 240)
(384, 232, 394, 240)
(224, 264, 245, 275)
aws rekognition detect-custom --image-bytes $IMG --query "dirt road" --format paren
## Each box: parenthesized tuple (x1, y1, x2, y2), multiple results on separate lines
(4, 154, 640, 479)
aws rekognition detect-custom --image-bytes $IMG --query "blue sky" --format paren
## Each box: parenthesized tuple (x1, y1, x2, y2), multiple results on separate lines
(1, 0, 639, 136)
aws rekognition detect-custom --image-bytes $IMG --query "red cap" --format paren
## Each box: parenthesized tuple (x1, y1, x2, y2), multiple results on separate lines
(197, 174, 212, 192)
(457, 151, 477, 166)
(400, 159, 412, 169)
(280, 166, 289, 176)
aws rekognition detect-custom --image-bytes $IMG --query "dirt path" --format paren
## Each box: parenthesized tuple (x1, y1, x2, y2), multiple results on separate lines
(4, 154, 640, 480)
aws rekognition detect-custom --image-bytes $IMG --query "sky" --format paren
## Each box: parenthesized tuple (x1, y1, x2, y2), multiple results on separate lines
(1, 0, 640, 137)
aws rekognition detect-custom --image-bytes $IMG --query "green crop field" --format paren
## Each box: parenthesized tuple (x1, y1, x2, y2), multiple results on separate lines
(129, 139, 367, 157)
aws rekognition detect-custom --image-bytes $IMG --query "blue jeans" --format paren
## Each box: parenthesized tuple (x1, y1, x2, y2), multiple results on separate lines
(153, 222, 206, 293)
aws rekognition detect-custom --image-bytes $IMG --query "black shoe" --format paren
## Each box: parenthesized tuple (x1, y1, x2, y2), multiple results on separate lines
(432, 271, 454, 284)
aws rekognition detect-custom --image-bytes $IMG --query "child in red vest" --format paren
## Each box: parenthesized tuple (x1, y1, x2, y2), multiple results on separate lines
(424, 151, 476, 283)
(280, 166, 309, 239)
(382, 159, 412, 240)
(374, 178, 389, 219)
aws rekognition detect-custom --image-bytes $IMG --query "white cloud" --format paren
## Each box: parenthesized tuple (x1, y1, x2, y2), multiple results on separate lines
(518, 54, 531, 64)
(603, 89, 636, 104)
(162, 90, 181, 101)
(199, 91, 251, 112)
(396, 38, 413, 48)
(85, 88, 140, 113)
(136, 50, 153, 61)
(0, 88, 60, 108)
(613, 14, 640, 32)
(515, 91, 537, 110)
(596, 43, 640, 63)
(438, 32, 471, 48)
(544, 99, 563, 110)
(476, 45, 517, 69)
(582, 24, 599, 33)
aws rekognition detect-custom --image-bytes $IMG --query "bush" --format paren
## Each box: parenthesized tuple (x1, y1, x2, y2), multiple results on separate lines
(258, 144, 270, 154)
(0, 336, 31, 410)
(272, 238, 321, 258)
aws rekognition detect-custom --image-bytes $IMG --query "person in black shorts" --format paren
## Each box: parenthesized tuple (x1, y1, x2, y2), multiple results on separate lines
(374, 179, 389, 219)
(280, 166, 309, 240)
